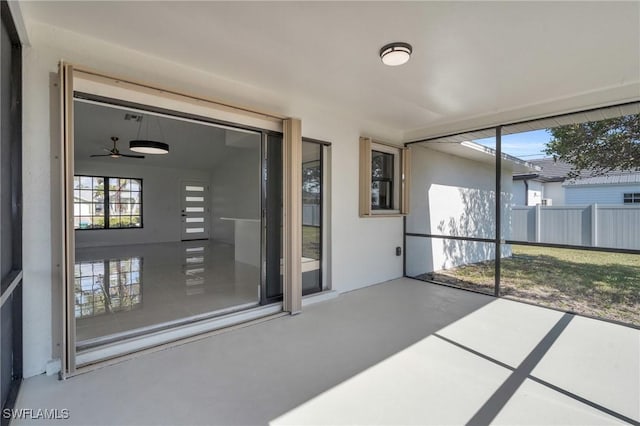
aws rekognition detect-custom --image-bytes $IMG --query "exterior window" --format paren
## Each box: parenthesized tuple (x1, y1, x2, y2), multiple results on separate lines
(623, 193, 640, 204)
(74, 175, 142, 229)
(359, 137, 410, 217)
(371, 150, 394, 210)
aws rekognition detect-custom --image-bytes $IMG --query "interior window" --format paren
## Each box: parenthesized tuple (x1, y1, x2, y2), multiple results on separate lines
(74, 175, 142, 229)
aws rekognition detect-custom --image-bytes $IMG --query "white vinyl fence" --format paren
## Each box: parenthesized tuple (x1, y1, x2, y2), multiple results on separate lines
(510, 204, 640, 249)
(303, 204, 321, 227)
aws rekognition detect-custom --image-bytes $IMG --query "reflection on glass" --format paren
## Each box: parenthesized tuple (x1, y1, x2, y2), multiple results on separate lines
(74, 257, 142, 319)
(302, 141, 322, 295)
(406, 236, 495, 295)
(501, 245, 640, 327)
(184, 245, 206, 296)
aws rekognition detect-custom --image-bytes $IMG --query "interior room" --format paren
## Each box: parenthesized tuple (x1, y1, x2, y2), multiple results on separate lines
(73, 99, 264, 348)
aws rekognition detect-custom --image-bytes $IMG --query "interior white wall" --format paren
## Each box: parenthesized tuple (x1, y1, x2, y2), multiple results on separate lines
(406, 145, 512, 277)
(22, 22, 403, 377)
(74, 161, 209, 248)
(210, 146, 261, 245)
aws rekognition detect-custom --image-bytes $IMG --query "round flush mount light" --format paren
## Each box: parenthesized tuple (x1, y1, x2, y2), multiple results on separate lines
(379, 42, 412, 66)
(129, 140, 169, 154)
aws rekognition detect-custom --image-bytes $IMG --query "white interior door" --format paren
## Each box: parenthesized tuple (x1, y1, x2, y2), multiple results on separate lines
(181, 181, 210, 241)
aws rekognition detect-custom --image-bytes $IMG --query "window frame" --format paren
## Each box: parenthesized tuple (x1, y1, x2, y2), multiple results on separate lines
(623, 193, 640, 204)
(73, 174, 143, 230)
(370, 147, 398, 212)
(301, 139, 326, 296)
(359, 137, 410, 217)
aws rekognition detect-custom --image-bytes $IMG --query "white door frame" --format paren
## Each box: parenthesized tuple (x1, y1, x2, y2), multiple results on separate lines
(181, 180, 210, 241)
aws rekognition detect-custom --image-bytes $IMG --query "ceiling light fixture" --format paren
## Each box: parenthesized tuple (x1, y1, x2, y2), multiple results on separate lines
(379, 42, 412, 66)
(129, 114, 170, 154)
(129, 140, 169, 154)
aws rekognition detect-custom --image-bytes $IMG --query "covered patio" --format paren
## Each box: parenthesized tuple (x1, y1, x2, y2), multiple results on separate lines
(1, 2, 639, 424)
(14, 278, 639, 425)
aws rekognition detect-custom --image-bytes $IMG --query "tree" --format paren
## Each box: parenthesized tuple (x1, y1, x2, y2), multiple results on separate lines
(544, 113, 640, 177)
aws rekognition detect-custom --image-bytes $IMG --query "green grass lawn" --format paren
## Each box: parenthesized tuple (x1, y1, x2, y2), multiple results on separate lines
(302, 225, 320, 260)
(422, 246, 640, 327)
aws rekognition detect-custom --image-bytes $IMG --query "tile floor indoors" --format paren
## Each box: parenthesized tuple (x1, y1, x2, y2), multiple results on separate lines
(14, 278, 640, 425)
(75, 241, 259, 345)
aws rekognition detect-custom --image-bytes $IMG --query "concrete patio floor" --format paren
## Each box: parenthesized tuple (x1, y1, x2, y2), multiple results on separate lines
(13, 278, 640, 425)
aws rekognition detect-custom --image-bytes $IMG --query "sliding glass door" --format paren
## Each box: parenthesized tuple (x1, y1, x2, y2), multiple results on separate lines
(71, 96, 282, 363)
(302, 141, 323, 295)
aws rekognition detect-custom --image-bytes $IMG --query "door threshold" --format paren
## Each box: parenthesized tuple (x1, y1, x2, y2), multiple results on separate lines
(76, 301, 259, 351)
(75, 302, 282, 369)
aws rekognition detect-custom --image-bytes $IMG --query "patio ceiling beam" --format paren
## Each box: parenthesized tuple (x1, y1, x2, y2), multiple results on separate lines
(404, 100, 640, 147)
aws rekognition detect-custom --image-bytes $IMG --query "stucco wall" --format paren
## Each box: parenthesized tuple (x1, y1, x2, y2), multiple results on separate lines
(513, 180, 565, 206)
(406, 145, 513, 276)
(22, 22, 404, 377)
(512, 180, 526, 205)
(527, 181, 544, 206)
(543, 181, 565, 205)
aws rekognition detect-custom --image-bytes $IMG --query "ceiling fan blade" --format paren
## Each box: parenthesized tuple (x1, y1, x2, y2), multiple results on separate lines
(120, 154, 146, 159)
(90, 154, 112, 158)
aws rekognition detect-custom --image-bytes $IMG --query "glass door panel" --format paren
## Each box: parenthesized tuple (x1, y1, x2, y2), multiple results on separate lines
(263, 133, 283, 303)
(73, 99, 265, 350)
(302, 141, 322, 295)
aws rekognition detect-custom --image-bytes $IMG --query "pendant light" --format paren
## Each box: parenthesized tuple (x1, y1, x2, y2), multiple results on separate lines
(129, 114, 169, 154)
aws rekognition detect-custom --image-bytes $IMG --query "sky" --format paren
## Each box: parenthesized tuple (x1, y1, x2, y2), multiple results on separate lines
(474, 129, 553, 159)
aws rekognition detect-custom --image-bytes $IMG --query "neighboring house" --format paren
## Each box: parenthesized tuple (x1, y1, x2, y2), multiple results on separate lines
(564, 173, 640, 205)
(513, 158, 640, 205)
(512, 158, 573, 205)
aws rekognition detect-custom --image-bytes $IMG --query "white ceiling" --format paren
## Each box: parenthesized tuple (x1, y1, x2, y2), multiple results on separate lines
(22, 1, 640, 137)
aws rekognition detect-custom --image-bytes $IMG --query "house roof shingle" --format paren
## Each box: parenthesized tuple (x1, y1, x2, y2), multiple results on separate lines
(564, 173, 640, 186)
(513, 158, 585, 182)
(514, 157, 640, 186)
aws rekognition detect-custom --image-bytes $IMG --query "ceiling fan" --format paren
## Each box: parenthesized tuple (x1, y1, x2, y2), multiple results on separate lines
(90, 137, 145, 159)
